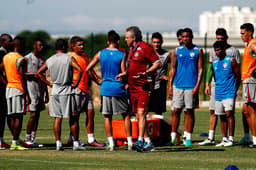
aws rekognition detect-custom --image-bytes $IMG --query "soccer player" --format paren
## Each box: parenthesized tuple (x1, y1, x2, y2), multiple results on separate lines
(212, 41, 240, 147)
(86, 30, 132, 151)
(148, 32, 170, 115)
(240, 23, 256, 147)
(66, 36, 103, 147)
(117, 26, 162, 152)
(36, 39, 83, 151)
(199, 28, 241, 146)
(0, 36, 29, 150)
(0, 33, 13, 149)
(24, 39, 49, 146)
(176, 29, 183, 45)
(168, 28, 203, 147)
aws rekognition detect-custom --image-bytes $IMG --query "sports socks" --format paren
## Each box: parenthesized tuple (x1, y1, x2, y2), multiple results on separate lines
(144, 137, 151, 143)
(127, 136, 133, 145)
(88, 133, 95, 143)
(208, 130, 215, 140)
(107, 136, 114, 146)
(253, 136, 256, 145)
(138, 136, 143, 142)
(171, 132, 176, 142)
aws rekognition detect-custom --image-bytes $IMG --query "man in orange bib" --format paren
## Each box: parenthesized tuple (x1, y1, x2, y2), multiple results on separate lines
(240, 23, 256, 147)
(0, 36, 29, 150)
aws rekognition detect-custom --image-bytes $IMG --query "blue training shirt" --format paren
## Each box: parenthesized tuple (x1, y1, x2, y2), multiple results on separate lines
(212, 55, 236, 101)
(174, 45, 200, 89)
(99, 48, 127, 97)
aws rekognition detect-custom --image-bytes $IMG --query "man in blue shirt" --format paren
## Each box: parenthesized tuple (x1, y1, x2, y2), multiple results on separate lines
(86, 30, 132, 151)
(212, 41, 240, 147)
(168, 28, 204, 146)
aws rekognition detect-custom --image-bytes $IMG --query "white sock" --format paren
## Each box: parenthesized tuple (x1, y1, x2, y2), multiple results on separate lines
(56, 140, 62, 147)
(88, 133, 95, 143)
(12, 140, 17, 145)
(31, 131, 36, 140)
(171, 132, 176, 142)
(186, 133, 192, 140)
(222, 137, 228, 141)
(127, 136, 132, 145)
(144, 137, 151, 143)
(244, 133, 250, 140)
(25, 134, 31, 141)
(108, 137, 114, 146)
(138, 136, 143, 142)
(253, 136, 256, 145)
(228, 136, 234, 142)
(73, 141, 79, 147)
(208, 130, 215, 140)
(183, 131, 187, 139)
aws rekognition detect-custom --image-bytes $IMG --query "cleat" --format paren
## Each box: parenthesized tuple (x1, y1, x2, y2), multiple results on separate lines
(0, 142, 10, 149)
(30, 143, 44, 148)
(73, 145, 86, 151)
(20, 141, 31, 148)
(135, 140, 144, 152)
(143, 142, 155, 152)
(25, 140, 34, 145)
(224, 140, 234, 147)
(237, 137, 251, 145)
(198, 139, 215, 146)
(182, 136, 186, 145)
(216, 140, 228, 147)
(127, 144, 133, 151)
(10, 143, 28, 151)
(88, 140, 104, 147)
(170, 139, 176, 146)
(185, 139, 192, 147)
(106, 145, 114, 151)
(56, 145, 64, 151)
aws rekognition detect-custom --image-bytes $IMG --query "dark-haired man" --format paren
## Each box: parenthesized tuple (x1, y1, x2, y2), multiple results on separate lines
(0, 33, 13, 149)
(86, 30, 132, 151)
(36, 39, 83, 151)
(240, 23, 256, 147)
(212, 41, 240, 147)
(199, 28, 241, 146)
(168, 28, 203, 147)
(24, 39, 48, 146)
(0, 37, 29, 150)
(148, 32, 170, 115)
(67, 36, 104, 147)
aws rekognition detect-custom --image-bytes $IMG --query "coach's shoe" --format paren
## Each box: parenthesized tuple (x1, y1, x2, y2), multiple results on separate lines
(216, 140, 228, 147)
(185, 139, 192, 147)
(19, 140, 31, 148)
(143, 142, 155, 152)
(198, 138, 215, 146)
(237, 137, 251, 145)
(73, 145, 86, 151)
(88, 140, 105, 147)
(135, 140, 144, 152)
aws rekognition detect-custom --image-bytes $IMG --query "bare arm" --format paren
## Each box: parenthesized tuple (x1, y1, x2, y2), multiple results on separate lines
(85, 52, 100, 72)
(71, 57, 83, 88)
(19, 59, 30, 104)
(0, 62, 7, 84)
(36, 63, 52, 87)
(167, 51, 177, 99)
(192, 48, 204, 95)
(231, 58, 241, 91)
(85, 52, 101, 85)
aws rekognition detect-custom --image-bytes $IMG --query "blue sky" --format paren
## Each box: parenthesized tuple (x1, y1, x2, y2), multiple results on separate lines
(0, 0, 254, 35)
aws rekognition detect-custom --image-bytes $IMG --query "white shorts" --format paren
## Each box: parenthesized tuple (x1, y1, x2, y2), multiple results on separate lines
(172, 86, 195, 109)
(242, 77, 256, 104)
(215, 98, 235, 115)
(87, 93, 94, 110)
(27, 80, 45, 112)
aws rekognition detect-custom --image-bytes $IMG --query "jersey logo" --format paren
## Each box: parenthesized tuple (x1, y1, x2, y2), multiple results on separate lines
(137, 47, 141, 51)
(110, 52, 113, 55)
(223, 63, 228, 69)
(179, 54, 182, 57)
(190, 52, 195, 58)
(134, 52, 139, 57)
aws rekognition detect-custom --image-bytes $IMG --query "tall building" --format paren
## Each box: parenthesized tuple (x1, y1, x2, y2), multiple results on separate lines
(199, 6, 256, 37)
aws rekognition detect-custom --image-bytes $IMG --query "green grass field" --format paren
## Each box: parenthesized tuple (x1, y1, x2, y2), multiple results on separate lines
(0, 107, 255, 170)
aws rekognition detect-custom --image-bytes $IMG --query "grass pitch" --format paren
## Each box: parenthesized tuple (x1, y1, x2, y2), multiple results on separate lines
(0, 107, 255, 170)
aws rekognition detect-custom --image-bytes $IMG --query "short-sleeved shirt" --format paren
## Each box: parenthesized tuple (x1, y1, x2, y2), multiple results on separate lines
(99, 48, 127, 97)
(127, 41, 159, 92)
(46, 53, 73, 95)
(174, 45, 200, 89)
